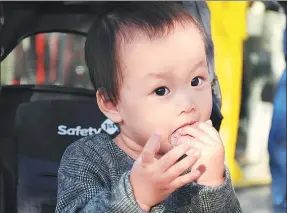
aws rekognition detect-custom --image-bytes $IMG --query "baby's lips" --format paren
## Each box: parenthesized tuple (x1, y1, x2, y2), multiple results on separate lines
(177, 122, 199, 135)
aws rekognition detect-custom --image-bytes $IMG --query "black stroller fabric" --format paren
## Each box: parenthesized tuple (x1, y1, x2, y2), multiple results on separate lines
(0, 87, 119, 213)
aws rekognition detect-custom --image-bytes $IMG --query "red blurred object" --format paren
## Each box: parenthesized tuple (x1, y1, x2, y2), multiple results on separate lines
(35, 34, 45, 84)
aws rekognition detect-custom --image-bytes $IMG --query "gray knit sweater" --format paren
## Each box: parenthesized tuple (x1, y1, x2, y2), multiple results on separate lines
(56, 133, 242, 213)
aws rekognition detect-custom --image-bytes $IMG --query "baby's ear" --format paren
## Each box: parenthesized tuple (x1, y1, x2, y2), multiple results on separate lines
(96, 90, 122, 124)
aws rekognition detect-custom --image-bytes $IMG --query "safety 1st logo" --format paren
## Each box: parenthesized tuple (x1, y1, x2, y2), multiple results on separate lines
(57, 119, 119, 136)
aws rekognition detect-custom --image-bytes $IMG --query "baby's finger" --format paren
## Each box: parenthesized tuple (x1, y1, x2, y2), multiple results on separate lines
(163, 149, 200, 181)
(139, 133, 161, 167)
(179, 126, 213, 145)
(169, 169, 201, 190)
(198, 121, 220, 141)
(156, 142, 191, 171)
(185, 138, 209, 154)
(206, 119, 213, 126)
(172, 135, 191, 147)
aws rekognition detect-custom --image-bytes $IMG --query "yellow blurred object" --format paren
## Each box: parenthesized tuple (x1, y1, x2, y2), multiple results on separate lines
(207, 1, 249, 187)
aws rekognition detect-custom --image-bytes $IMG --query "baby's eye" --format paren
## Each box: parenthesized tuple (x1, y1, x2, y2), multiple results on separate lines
(191, 76, 203, 87)
(154, 87, 170, 96)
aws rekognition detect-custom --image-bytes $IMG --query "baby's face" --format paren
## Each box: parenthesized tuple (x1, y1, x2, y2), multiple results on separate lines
(116, 22, 212, 154)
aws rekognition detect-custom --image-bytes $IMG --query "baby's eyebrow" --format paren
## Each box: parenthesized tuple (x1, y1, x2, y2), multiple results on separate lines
(190, 59, 207, 71)
(145, 59, 207, 79)
(145, 70, 173, 79)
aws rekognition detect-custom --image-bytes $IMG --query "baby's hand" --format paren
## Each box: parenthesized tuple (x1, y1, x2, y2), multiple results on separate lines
(176, 120, 225, 187)
(130, 133, 201, 211)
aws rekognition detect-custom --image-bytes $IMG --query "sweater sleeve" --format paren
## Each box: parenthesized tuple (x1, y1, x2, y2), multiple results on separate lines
(189, 166, 242, 213)
(55, 140, 147, 213)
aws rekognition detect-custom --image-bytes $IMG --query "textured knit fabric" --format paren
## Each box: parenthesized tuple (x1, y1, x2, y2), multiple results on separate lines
(56, 133, 242, 213)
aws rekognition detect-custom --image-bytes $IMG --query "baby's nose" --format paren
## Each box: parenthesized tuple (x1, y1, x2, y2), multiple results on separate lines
(177, 93, 196, 115)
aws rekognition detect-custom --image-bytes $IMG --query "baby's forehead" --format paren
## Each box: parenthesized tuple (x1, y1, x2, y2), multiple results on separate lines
(117, 20, 202, 46)
(116, 22, 207, 79)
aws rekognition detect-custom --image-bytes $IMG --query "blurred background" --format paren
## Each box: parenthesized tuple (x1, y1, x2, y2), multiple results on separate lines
(0, 1, 286, 213)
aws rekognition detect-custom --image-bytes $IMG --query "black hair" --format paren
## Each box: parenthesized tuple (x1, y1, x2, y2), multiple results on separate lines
(85, 1, 207, 104)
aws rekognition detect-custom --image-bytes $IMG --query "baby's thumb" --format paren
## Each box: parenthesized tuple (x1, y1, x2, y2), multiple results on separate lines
(140, 133, 161, 166)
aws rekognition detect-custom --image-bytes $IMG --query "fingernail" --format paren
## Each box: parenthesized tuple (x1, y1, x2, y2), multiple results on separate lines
(154, 131, 161, 137)
(193, 150, 201, 157)
(152, 132, 161, 141)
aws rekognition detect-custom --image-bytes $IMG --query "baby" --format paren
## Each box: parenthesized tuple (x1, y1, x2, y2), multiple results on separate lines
(56, 2, 241, 212)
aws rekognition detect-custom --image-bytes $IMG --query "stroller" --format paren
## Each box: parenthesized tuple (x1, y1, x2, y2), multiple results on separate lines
(0, 2, 223, 213)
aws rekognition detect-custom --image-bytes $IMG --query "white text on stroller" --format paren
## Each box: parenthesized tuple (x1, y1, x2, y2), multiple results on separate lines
(57, 119, 119, 136)
(58, 125, 101, 136)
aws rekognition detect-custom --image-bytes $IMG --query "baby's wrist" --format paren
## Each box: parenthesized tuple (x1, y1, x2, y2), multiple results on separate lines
(195, 170, 225, 187)
(196, 176, 225, 187)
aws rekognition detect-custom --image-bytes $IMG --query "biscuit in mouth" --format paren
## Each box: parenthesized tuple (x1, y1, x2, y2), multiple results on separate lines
(170, 132, 179, 146)
(170, 130, 195, 147)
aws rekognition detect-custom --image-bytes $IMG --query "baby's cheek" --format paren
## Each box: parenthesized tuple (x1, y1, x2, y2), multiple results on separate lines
(157, 134, 173, 154)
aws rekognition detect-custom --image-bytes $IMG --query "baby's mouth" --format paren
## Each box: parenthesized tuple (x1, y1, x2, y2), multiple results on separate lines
(170, 121, 198, 146)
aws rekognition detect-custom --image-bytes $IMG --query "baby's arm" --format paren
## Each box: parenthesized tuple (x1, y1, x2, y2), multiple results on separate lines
(189, 166, 242, 213)
(175, 121, 242, 212)
(55, 142, 145, 213)
(56, 133, 201, 213)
